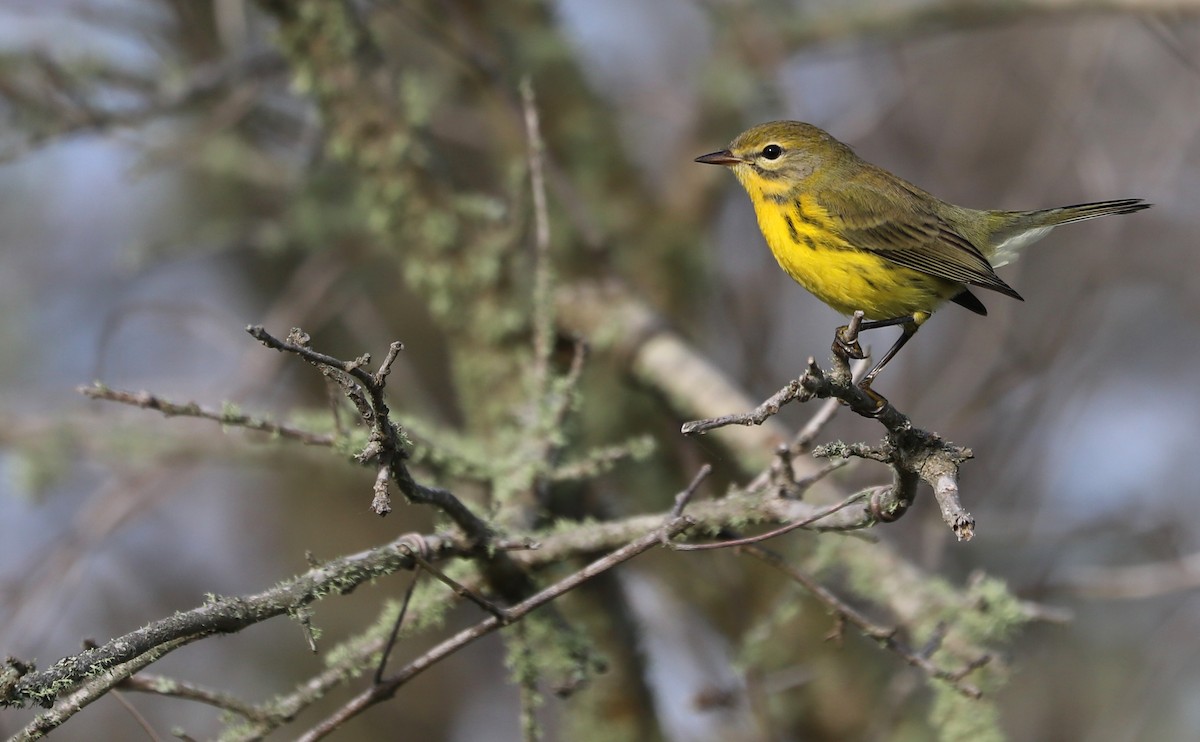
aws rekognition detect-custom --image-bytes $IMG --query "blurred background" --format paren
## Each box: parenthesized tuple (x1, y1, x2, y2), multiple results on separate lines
(1, 1, 1199, 740)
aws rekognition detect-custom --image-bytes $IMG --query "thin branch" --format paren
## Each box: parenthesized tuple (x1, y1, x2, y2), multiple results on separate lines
(78, 384, 336, 446)
(295, 517, 695, 741)
(793, 357, 871, 451)
(109, 689, 163, 742)
(374, 570, 420, 685)
(118, 674, 262, 720)
(669, 464, 713, 519)
(3, 531, 464, 712)
(668, 486, 872, 552)
(522, 76, 554, 387)
(681, 375, 811, 435)
(374, 341, 405, 386)
(405, 547, 507, 620)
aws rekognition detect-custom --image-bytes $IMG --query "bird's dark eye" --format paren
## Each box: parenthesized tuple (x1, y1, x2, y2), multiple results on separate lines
(761, 144, 783, 160)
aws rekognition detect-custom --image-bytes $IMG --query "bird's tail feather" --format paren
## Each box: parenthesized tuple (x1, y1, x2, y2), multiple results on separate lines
(987, 198, 1150, 268)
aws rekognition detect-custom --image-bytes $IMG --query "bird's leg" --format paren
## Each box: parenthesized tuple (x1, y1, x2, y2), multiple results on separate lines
(857, 322, 918, 416)
(833, 315, 917, 417)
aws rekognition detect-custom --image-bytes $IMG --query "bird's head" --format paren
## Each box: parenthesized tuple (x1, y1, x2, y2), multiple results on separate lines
(695, 120, 849, 197)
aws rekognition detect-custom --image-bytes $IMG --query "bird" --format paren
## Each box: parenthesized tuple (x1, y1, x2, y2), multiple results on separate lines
(695, 120, 1150, 413)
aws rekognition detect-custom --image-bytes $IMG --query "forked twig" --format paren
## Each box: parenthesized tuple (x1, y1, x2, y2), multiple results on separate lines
(246, 326, 495, 539)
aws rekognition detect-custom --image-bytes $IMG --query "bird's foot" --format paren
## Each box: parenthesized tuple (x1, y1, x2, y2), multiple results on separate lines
(856, 382, 891, 418)
(833, 324, 866, 360)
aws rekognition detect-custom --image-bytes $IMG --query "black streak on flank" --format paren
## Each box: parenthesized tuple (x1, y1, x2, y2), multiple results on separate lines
(803, 235, 816, 250)
(784, 214, 799, 244)
(794, 202, 821, 228)
(854, 264, 879, 291)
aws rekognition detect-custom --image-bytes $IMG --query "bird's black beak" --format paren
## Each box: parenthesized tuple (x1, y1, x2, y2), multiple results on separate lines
(695, 149, 743, 166)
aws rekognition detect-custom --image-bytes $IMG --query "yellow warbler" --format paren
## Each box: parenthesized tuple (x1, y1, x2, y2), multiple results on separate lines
(697, 120, 1149, 411)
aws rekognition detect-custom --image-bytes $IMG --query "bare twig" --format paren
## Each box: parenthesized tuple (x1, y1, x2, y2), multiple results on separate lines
(793, 357, 871, 451)
(246, 325, 495, 538)
(681, 375, 811, 435)
(661, 464, 713, 547)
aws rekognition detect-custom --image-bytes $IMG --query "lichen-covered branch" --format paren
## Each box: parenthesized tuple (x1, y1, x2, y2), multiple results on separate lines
(0, 459, 891, 719)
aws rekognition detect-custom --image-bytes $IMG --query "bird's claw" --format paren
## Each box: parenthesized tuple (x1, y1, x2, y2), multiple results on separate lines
(833, 325, 866, 360)
(857, 383, 891, 418)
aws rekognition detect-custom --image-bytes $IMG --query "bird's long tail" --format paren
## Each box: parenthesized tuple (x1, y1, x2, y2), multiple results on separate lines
(987, 198, 1150, 268)
(1028, 198, 1151, 226)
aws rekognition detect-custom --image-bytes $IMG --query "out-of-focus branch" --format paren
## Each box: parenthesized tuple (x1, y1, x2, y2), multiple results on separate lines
(1054, 550, 1200, 599)
(0, 52, 285, 163)
(740, 0, 1200, 48)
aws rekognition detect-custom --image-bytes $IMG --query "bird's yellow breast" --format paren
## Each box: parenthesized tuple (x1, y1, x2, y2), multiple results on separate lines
(750, 192, 956, 322)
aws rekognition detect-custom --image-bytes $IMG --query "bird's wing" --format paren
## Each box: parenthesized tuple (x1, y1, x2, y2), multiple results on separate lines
(818, 180, 1023, 300)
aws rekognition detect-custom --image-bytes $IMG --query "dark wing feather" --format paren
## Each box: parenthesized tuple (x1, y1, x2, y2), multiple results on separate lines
(817, 178, 1023, 300)
(950, 288, 988, 316)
